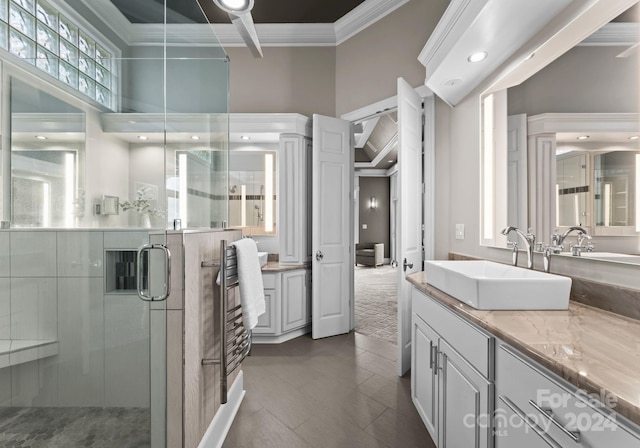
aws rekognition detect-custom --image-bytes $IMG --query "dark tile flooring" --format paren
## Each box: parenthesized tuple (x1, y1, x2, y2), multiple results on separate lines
(223, 332, 436, 448)
(0, 407, 150, 448)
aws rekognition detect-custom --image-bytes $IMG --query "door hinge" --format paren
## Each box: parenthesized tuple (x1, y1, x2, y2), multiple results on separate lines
(422, 183, 426, 194)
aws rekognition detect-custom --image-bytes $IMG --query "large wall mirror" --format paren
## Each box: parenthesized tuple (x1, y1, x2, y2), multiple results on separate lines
(10, 78, 86, 227)
(228, 149, 277, 236)
(481, 3, 640, 264)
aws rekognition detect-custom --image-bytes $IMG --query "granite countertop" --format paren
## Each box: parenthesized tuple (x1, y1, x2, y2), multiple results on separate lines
(407, 271, 640, 427)
(261, 261, 310, 272)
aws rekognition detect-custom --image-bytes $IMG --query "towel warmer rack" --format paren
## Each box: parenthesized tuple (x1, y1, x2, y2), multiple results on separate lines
(201, 240, 251, 404)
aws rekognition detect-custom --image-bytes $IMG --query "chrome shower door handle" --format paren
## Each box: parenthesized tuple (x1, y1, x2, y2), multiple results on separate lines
(403, 258, 413, 272)
(316, 250, 324, 262)
(137, 243, 171, 302)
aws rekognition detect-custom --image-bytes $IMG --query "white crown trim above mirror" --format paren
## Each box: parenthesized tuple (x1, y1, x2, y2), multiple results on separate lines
(528, 113, 640, 136)
(426, 0, 639, 106)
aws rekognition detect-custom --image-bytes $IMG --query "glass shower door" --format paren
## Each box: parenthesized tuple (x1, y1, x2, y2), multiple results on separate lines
(0, 0, 229, 447)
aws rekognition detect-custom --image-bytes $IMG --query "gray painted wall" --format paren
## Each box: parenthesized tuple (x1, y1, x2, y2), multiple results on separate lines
(227, 47, 336, 117)
(359, 177, 390, 258)
(508, 46, 639, 115)
(226, 0, 448, 117)
(335, 0, 449, 116)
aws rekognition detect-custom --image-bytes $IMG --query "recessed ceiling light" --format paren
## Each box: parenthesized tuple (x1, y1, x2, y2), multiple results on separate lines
(240, 135, 251, 141)
(577, 135, 589, 140)
(35, 135, 47, 140)
(128, 120, 137, 124)
(191, 135, 200, 140)
(137, 135, 148, 141)
(467, 51, 488, 63)
(388, 160, 393, 163)
(629, 136, 639, 140)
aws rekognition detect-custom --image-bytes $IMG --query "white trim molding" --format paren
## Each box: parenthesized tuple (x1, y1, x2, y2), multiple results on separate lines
(229, 113, 312, 136)
(579, 22, 640, 46)
(334, 0, 410, 45)
(79, 0, 408, 47)
(527, 113, 640, 136)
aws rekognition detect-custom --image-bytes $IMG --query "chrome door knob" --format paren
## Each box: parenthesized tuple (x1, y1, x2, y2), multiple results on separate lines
(316, 250, 324, 261)
(403, 258, 413, 272)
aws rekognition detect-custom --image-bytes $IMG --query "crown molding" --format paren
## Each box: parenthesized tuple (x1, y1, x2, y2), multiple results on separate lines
(229, 113, 312, 136)
(578, 22, 640, 46)
(200, 23, 337, 47)
(335, 0, 410, 44)
(79, 0, 408, 47)
(528, 113, 640, 136)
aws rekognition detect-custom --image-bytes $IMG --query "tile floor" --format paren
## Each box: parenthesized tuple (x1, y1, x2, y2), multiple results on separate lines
(223, 332, 436, 448)
(0, 407, 150, 447)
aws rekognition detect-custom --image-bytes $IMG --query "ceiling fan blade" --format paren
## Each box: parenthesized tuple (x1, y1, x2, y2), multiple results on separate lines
(228, 11, 263, 58)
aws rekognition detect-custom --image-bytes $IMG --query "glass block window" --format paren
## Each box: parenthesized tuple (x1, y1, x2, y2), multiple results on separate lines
(0, 0, 114, 109)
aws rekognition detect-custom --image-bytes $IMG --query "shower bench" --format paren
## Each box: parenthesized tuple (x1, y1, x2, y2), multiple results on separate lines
(0, 339, 58, 369)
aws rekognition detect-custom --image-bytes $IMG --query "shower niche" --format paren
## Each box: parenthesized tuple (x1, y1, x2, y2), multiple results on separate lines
(105, 250, 144, 293)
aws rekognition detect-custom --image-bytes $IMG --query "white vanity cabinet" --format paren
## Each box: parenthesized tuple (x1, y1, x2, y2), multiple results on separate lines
(254, 273, 278, 334)
(278, 134, 312, 265)
(252, 268, 311, 343)
(495, 342, 640, 448)
(411, 288, 494, 448)
(281, 270, 311, 332)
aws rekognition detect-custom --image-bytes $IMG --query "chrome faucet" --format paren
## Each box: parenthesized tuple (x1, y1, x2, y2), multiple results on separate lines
(550, 226, 591, 254)
(501, 226, 536, 269)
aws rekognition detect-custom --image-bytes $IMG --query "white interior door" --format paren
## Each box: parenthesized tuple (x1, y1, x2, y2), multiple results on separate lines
(397, 78, 423, 375)
(312, 114, 353, 339)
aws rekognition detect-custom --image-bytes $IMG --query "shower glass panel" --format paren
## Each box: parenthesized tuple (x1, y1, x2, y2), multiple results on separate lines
(0, 1, 228, 447)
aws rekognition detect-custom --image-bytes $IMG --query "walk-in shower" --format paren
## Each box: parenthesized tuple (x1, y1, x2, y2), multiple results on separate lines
(0, 1, 229, 446)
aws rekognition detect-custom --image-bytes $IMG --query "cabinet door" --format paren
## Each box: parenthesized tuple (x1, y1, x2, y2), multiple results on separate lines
(495, 396, 561, 448)
(412, 314, 439, 443)
(253, 289, 277, 334)
(279, 135, 311, 264)
(439, 339, 492, 448)
(281, 270, 308, 332)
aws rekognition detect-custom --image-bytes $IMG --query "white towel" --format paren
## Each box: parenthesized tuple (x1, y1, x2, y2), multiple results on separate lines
(231, 238, 266, 330)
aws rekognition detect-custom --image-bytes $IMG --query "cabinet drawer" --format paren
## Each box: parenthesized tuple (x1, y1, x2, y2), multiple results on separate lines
(262, 273, 277, 289)
(496, 395, 562, 448)
(497, 344, 640, 447)
(412, 289, 493, 378)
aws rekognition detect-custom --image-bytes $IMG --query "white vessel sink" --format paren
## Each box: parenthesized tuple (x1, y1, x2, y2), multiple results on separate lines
(258, 251, 269, 267)
(423, 260, 571, 310)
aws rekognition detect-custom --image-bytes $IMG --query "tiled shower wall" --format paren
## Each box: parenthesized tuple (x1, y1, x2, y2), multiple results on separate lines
(0, 229, 152, 408)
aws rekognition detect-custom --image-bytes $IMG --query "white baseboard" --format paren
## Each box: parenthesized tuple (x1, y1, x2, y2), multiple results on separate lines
(197, 370, 245, 448)
(251, 325, 311, 344)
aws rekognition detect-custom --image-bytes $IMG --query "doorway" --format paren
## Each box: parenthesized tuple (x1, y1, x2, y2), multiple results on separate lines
(352, 110, 399, 345)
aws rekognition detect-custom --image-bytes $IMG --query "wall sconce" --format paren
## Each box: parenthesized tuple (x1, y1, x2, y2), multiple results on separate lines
(369, 197, 378, 210)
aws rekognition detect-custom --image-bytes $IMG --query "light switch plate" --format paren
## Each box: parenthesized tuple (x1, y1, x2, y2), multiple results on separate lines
(455, 224, 465, 240)
(362, 224, 368, 230)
